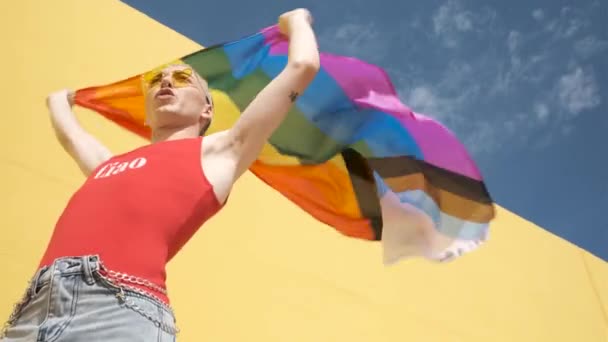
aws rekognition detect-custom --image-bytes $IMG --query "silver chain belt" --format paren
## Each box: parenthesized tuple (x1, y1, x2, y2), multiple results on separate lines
(1, 263, 180, 337)
(97, 261, 180, 335)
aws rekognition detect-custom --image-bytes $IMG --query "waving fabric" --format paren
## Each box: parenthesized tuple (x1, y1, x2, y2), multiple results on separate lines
(74, 25, 495, 263)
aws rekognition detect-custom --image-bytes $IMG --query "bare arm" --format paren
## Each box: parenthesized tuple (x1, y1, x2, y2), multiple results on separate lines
(46, 89, 113, 176)
(224, 9, 320, 178)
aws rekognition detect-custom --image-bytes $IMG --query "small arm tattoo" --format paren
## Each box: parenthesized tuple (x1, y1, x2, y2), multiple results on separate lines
(289, 91, 299, 102)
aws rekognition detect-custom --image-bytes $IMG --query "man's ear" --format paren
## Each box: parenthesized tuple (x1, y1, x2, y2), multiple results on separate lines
(198, 105, 210, 125)
(200, 104, 213, 120)
(198, 115, 212, 136)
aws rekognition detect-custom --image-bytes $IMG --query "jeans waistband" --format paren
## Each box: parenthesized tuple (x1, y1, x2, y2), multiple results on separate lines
(14, 255, 179, 336)
(30, 255, 101, 294)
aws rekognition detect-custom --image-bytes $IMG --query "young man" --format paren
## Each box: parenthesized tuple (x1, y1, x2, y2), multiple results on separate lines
(1, 8, 319, 341)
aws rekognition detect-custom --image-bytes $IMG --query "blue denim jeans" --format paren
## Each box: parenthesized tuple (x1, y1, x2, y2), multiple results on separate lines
(1, 255, 177, 341)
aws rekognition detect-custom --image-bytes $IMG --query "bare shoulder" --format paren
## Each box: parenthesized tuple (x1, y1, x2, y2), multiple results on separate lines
(199, 130, 238, 204)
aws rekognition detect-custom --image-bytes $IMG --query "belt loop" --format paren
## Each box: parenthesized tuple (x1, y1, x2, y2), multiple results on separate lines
(82, 255, 95, 285)
(28, 266, 45, 294)
(27, 269, 42, 294)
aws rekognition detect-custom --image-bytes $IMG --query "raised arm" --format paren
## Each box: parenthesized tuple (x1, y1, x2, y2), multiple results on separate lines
(226, 9, 320, 177)
(46, 89, 113, 176)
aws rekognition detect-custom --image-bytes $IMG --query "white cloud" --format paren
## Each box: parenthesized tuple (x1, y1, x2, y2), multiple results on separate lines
(544, 20, 559, 34)
(533, 103, 550, 122)
(558, 67, 601, 115)
(318, 22, 384, 61)
(507, 30, 521, 53)
(401, 60, 487, 152)
(532, 9, 545, 21)
(434, 0, 473, 34)
(404, 86, 470, 126)
(406, 86, 455, 123)
(432, 0, 474, 47)
(492, 3, 597, 98)
(404, 82, 499, 153)
(465, 122, 498, 154)
(575, 36, 608, 59)
(545, 7, 588, 40)
(562, 125, 574, 136)
(453, 13, 473, 32)
(534, 133, 556, 150)
(438, 61, 476, 90)
(407, 87, 436, 111)
(404, 61, 480, 120)
(563, 19, 583, 38)
(401, 2, 602, 156)
(504, 119, 517, 134)
(490, 43, 548, 95)
(506, 31, 523, 72)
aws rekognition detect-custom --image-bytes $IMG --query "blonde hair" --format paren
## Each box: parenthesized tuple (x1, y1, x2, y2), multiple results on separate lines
(187, 67, 214, 135)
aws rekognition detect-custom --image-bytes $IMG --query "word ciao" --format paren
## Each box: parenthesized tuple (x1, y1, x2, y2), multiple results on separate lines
(94, 157, 147, 179)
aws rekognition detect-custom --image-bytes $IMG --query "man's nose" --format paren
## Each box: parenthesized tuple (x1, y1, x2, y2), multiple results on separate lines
(160, 76, 173, 88)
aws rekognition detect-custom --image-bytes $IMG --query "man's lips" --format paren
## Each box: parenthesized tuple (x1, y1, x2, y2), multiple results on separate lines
(155, 88, 175, 99)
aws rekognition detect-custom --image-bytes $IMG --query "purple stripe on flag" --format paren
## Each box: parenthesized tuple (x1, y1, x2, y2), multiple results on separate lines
(395, 114, 483, 180)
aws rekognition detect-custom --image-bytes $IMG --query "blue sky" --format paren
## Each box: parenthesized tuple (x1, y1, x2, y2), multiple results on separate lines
(122, 0, 607, 261)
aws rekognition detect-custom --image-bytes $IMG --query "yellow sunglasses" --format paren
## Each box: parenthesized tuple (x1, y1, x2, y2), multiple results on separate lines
(142, 67, 196, 91)
(141, 66, 212, 106)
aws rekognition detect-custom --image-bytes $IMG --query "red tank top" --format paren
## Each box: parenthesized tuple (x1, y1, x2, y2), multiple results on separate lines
(39, 137, 223, 304)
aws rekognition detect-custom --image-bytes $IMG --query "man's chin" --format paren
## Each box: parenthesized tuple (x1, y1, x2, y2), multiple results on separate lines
(154, 104, 178, 114)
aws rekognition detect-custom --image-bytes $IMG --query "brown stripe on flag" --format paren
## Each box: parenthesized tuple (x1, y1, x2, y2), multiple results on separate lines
(342, 148, 383, 240)
(367, 156, 493, 204)
(384, 174, 495, 223)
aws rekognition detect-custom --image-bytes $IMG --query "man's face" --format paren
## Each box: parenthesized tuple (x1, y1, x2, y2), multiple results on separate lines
(143, 64, 212, 131)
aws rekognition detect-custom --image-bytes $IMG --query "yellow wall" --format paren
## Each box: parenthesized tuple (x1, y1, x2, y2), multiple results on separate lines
(1, 1, 606, 341)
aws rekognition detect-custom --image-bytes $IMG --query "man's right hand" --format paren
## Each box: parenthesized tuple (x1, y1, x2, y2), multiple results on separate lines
(278, 8, 313, 36)
(46, 89, 73, 109)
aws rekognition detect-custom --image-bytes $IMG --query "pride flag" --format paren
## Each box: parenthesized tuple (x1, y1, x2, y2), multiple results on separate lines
(75, 25, 495, 264)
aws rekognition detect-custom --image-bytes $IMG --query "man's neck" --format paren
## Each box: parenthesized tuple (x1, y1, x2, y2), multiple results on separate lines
(151, 125, 200, 143)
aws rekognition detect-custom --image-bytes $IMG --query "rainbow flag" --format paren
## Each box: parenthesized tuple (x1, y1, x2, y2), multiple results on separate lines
(75, 25, 495, 263)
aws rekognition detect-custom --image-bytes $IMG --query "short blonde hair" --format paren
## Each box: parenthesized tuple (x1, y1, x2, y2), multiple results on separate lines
(187, 66, 214, 135)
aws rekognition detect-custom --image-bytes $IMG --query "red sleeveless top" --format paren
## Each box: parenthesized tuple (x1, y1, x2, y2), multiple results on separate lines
(39, 137, 223, 304)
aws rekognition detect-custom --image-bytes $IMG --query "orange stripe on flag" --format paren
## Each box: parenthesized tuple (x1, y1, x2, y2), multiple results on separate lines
(250, 159, 375, 240)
